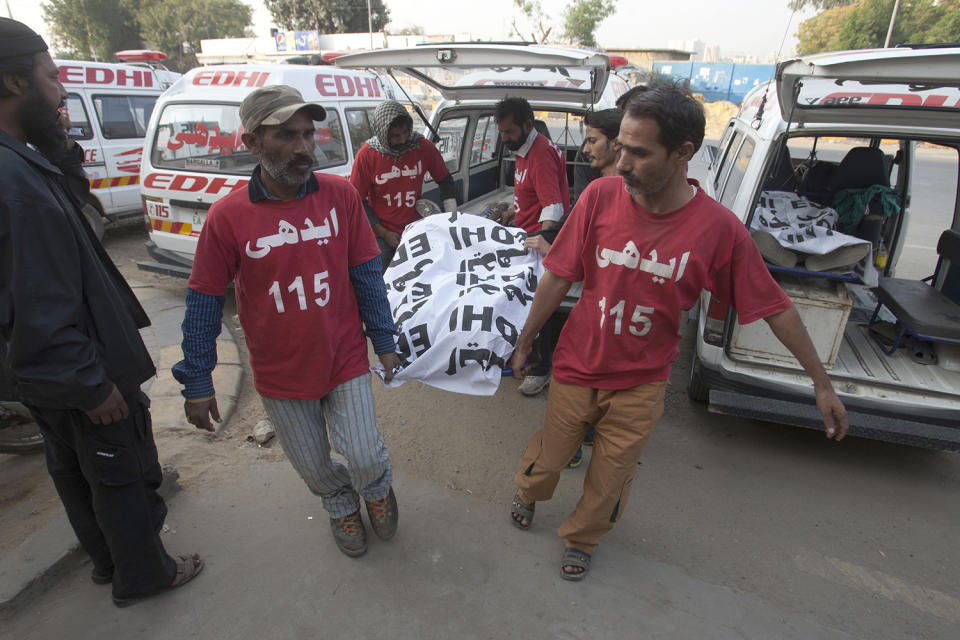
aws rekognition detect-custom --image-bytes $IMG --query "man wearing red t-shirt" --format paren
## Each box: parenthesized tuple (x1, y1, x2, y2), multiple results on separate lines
(507, 87, 849, 581)
(350, 100, 457, 271)
(173, 86, 401, 558)
(494, 97, 571, 396)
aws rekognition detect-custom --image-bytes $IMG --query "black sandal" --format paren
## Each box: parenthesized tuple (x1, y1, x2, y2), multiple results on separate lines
(510, 491, 535, 530)
(560, 547, 591, 581)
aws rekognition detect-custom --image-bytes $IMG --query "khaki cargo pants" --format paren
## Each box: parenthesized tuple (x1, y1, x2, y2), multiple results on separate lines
(514, 379, 667, 553)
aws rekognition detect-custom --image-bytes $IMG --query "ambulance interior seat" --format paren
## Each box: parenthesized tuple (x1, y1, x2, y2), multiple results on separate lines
(830, 146, 890, 192)
(869, 229, 960, 355)
(533, 119, 552, 142)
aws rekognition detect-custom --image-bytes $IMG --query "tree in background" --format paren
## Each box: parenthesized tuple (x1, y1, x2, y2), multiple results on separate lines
(562, 0, 616, 47)
(43, 0, 252, 70)
(265, 0, 391, 33)
(788, 0, 856, 8)
(511, 0, 553, 43)
(139, 0, 252, 70)
(795, 0, 960, 55)
(43, 0, 142, 61)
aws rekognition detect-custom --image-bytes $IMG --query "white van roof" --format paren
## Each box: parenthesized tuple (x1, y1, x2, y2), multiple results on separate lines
(776, 46, 960, 131)
(56, 59, 181, 91)
(333, 43, 612, 105)
(160, 64, 397, 103)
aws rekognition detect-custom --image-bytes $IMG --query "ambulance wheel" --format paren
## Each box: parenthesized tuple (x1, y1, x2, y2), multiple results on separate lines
(82, 203, 105, 240)
(687, 353, 709, 404)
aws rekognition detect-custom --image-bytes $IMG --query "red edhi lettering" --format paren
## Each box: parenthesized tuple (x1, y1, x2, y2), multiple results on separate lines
(193, 71, 270, 87)
(143, 172, 248, 196)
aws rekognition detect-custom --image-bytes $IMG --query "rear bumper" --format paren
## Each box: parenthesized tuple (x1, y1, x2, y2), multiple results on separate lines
(698, 358, 960, 451)
(137, 240, 194, 278)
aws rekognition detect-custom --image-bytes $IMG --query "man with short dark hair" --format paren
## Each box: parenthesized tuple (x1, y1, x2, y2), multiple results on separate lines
(0, 18, 202, 606)
(508, 86, 849, 581)
(582, 108, 622, 179)
(495, 96, 571, 396)
(174, 85, 401, 558)
(350, 100, 457, 271)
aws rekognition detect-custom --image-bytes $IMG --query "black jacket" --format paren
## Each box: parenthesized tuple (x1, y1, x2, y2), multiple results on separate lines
(0, 130, 155, 411)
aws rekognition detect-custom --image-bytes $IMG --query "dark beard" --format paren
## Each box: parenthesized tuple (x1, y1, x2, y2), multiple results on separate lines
(260, 150, 314, 188)
(19, 88, 67, 162)
(503, 130, 529, 152)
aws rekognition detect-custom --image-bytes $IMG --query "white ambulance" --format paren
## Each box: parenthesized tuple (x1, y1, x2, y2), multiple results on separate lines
(138, 64, 398, 276)
(58, 51, 180, 237)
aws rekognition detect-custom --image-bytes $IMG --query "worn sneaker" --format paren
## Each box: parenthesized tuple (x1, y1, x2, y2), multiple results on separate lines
(803, 242, 871, 272)
(365, 487, 399, 540)
(751, 230, 797, 268)
(567, 446, 583, 468)
(518, 374, 551, 396)
(330, 511, 367, 557)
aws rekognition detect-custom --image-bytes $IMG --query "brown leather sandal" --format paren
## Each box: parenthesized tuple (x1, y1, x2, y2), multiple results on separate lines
(112, 553, 204, 607)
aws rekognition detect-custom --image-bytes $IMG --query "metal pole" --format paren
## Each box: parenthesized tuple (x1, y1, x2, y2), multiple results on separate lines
(884, 0, 902, 48)
(368, 0, 373, 50)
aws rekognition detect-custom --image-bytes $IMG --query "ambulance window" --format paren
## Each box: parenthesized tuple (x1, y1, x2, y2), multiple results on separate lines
(471, 115, 497, 167)
(713, 129, 742, 193)
(64, 94, 92, 141)
(313, 110, 347, 170)
(93, 95, 156, 139)
(345, 108, 376, 157)
(151, 103, 347, 173)
(435, 116, 469, 172)
(151, 103, 254, 174)
(719, 137, 755, 209)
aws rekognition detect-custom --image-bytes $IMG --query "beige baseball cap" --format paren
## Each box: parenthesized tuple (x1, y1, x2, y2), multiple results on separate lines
(239, 85, 326, 132)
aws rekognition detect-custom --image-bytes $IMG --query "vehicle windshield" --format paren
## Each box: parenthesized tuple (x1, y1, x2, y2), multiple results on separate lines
(150, 103, 349, 174)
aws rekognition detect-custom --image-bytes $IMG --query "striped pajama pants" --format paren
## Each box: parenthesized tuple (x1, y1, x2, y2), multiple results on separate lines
(260, 374, 392, 518)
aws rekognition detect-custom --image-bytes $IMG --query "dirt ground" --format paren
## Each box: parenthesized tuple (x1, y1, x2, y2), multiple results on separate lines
(699, 96, 738, 140)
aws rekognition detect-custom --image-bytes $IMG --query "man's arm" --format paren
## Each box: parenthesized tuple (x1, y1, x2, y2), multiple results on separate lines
(348, 256, 400, 381)
(172, 288, 225, 431)
(437, 174, 457, 212)
(531, 156, 566, 230)
(509, 270, 572, 378)
(764, 306, 848, 441)
(2, 190, 119, 414)
(362, 199, 399, 246)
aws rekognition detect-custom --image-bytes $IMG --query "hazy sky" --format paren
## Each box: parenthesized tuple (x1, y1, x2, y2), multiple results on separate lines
(8, 0, 811, 60)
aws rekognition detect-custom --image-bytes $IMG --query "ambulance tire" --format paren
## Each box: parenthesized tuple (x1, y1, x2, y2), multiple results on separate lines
(82, 202, 105, 240)
(687, 352, 709, 404)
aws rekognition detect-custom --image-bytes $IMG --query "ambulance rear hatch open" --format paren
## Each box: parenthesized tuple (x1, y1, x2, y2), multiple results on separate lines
(776, 46, 960, 134)
(333, 43, 611, 106)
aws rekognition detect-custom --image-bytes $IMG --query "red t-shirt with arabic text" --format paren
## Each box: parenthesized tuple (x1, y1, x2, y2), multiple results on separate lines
(513, 132, 570, 233)
(350, 138, 450, 233)
(189, 173, 380, 400)
(544, 177, 792, 389)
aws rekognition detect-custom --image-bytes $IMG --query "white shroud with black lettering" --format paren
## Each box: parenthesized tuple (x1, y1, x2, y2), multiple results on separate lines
(376, 212, 544, 395)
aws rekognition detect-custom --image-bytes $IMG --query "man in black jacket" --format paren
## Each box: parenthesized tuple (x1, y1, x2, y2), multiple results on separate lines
(0, 19, 202, 607)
